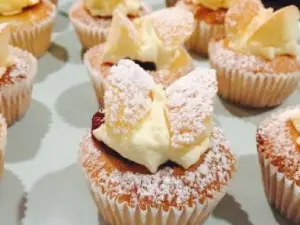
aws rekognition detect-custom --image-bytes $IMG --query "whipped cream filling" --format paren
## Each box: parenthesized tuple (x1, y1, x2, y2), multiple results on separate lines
(93, 85, 213, 173)
(0, 0, 39, 16)
(84, 0, 141, 16)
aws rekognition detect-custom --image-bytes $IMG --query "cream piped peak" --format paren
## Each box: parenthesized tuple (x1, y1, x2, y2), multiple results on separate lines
(192, 0, 238, 10)
(291, 113, 300, 146)
(225, 0, 300, 59)
(0, 24, 14, 77)
(102, 7, 194, 70)
(93, 59, 217, 173)
(0, 0, 39, 16)
(84, 0, 141, 16)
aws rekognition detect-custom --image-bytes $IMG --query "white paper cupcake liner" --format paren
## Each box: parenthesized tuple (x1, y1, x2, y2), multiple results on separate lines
(210, 60, 300, 108)
(0, 115, 7, 178)
(258, 153, 300, 224)
(10, 0, 56, 58)
(0, 47, 37, 126)
(70, 3, 151, 49)
(88, 183, 228, 225)
(89, 67, 105, 107)
(83, 46, 106, 106)
(166, 0, 180, 7)
(186, 20, 225, 56)
(69, 12, 109, 50)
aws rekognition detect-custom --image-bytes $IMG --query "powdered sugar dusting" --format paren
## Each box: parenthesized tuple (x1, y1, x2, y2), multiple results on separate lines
(257, 106, 300, 184)
(104, 60, 155, 134)
(79, 126, 236, 209)
(209, 40, 274, 73)
(209, 40, 300, 74)
(0, 55, 30, 87)
(166, 68, 217, 148)
(225, 0, 263, 38)
(9, 57, 29, 77)
(149, 7, 195, 47)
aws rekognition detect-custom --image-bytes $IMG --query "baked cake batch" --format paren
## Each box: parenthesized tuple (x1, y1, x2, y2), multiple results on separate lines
(0, 0, 300, 224)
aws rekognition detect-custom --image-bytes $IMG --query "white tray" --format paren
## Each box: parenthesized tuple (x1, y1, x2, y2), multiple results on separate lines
(0, 0, 299, 225)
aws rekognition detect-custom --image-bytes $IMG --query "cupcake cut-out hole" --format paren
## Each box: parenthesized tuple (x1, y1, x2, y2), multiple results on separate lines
(131, 59, 157, 71)
(91, 136, 183, 173)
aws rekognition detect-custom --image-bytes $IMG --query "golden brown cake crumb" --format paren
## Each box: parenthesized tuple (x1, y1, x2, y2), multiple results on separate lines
(257, 106, 300, 186)
(0, 0, 55, 30)
(80, 127, 236, 210)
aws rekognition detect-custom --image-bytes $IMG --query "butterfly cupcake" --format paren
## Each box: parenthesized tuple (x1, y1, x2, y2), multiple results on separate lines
(84, 7, 195, 106)
(69, 0, 151, 49)
(0, 0, 56, 58)
(209, 0, 300, 108)
(177, 0, 238, 55)
(0, 24, 37, 126)
(257, 106, 300, 223)
(79, 59, 236, 225)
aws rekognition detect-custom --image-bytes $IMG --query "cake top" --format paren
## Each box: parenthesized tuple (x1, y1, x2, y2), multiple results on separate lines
(84, 0, 141, 17)
(92, 59, 217, 173)
(257, 106, 300, 185)
(209, 40, 300, 74)
(0, 0, 39, 16)
(225, 0, 300, 59)
(0, 0, 55, 29)
(101, 7, 194, 70)
(81, 126, 236, 210)
(190, 0, 238, 10)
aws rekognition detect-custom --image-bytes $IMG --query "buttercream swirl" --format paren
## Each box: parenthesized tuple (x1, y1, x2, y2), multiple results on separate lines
(226, 1, 300, 60)
(0, 0, 39, 16)
(93, 60, 217, 173)
(84, 0, 141, 16)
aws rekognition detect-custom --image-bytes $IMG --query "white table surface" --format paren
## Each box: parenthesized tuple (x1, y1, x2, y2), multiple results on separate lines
(0, 1, 300, 225)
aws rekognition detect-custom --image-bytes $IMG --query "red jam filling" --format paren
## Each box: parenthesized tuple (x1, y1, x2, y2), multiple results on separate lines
(91, 110, 105, 131)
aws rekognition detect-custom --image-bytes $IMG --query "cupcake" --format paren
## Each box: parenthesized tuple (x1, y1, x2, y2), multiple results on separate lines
(79, 59, 236, 225)
(177, 0, 237, 55)
(0, 0, 56, 58)
(0, 24, 37, 126)
(69, 0, 151, 49)
(84, 7, 195, 106)
(209, 0, 300, 108)
(257, 106, 300, 223)
(0, 114, 7, 177)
